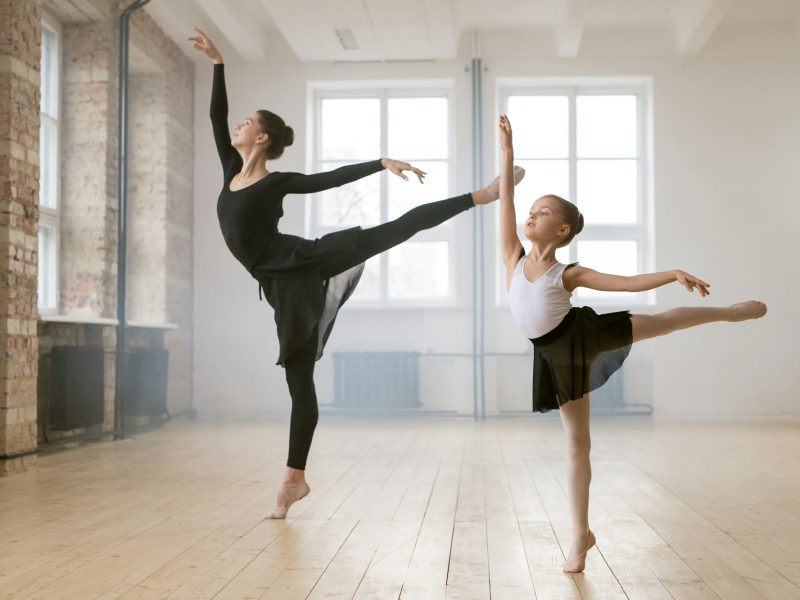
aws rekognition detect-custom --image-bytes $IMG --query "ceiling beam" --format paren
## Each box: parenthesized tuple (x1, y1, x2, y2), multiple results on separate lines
(195, 0, 269, 63)
(554, 0, 588, 58)
(676, 0, 735, 55)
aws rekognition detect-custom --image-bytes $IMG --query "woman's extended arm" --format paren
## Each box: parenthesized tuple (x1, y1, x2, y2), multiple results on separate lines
(281, 158, 425, 194)
(188, 28, 241, 174)
(563, 266, 711, 296)
(499, 116, 524, 285)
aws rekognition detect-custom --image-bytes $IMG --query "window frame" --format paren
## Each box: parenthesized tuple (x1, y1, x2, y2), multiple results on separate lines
(496, 79, 654, 307)
(308, 83, 457, 307)
(38, 13, 62, 315)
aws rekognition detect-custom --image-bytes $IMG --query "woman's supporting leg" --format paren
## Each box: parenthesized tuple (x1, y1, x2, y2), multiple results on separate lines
(631, 300, 767, 343)
(268, 329, 318, 519)
(558, 394, 595, 571)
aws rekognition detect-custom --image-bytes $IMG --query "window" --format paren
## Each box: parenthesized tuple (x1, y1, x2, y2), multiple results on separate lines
(310, 88, 454, 305)
(498, 84, 650, 304)
(38, 16, 61, 313)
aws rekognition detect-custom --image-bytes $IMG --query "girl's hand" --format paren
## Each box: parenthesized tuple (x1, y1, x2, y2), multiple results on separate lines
(188, 27, 223, 63)
(676, 270, 711, 297)
(499, 114, 513, 154)
(381, 158, 426, 184)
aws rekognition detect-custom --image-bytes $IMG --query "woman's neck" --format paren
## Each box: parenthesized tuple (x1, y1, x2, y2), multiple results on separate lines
(237, 146, 269, 178)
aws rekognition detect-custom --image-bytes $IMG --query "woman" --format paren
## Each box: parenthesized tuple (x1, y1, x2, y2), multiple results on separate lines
(497, 114, 766, 572)
(188, 28, 525, 519)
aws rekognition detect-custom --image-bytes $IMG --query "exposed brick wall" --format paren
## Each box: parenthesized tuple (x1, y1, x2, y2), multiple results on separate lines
(0, 0, 43, 474)
(60, 16, 119, 317)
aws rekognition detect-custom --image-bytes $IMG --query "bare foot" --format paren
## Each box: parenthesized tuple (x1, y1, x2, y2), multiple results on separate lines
(729, 300, 767, 322)
(267, 481, 310, 519)
(562, 529, 596, 573)
(473, 165, 526, 205)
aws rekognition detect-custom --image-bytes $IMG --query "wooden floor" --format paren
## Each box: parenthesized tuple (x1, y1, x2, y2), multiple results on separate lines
(1, 416, 799, 600)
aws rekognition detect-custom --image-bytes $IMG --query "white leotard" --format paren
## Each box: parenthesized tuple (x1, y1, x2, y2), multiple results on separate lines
(507, 257, 573, 339)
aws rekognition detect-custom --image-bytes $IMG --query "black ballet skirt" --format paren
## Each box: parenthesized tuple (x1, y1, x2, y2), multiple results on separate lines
(529, 306, 633, 412)
(210, 63, 382, 366)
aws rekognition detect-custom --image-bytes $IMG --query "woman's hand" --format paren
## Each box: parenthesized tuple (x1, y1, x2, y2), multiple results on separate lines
(188, 27, 223, 64)
(675, 270, 711, 297)
(381, 158, 426, 184)
(499, 114, 513, 154)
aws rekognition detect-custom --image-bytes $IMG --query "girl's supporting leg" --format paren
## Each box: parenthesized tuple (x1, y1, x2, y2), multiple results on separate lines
(268, 328, 318, 519)
(631, 301, 767, 343)
(558, 394, 596, 571)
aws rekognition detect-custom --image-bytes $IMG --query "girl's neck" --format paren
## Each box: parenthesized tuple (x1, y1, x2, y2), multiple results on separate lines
(525, 243, 558, 265)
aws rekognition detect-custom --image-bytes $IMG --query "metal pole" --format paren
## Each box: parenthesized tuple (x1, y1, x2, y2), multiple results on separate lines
(115, 0, 152, 440)
(470, 32, 486, 421)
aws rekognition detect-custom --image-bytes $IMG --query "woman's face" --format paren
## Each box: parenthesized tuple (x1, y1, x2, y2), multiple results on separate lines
(232, 112, 267, 148)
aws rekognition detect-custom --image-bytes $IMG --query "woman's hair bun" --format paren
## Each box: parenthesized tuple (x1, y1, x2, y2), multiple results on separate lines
(284, 125, 294, 147)
(577, 213, 585, 234)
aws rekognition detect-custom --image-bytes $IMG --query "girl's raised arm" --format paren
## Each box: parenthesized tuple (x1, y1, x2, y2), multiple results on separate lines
(499, 115, 524, 286)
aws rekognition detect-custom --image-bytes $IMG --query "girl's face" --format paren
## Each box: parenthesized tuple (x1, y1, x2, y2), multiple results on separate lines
(232, 112, 267, 148)
(524, 197, 569, 245)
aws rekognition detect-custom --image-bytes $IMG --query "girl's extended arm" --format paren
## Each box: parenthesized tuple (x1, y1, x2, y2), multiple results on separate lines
(281, 158, 425, 195)
(498, 116, 523, 281)
(564, 266, 711, 296)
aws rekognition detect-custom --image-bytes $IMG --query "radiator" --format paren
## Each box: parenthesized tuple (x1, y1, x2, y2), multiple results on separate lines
(333, 351, 421, 408)
(49, 346, 105, 430)
(124, 347, 169, 416)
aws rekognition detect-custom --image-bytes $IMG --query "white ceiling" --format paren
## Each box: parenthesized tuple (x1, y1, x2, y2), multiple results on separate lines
(144, 0, 800, 63)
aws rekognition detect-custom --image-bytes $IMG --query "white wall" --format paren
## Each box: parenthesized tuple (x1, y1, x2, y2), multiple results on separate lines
(193, 24, 800, 419)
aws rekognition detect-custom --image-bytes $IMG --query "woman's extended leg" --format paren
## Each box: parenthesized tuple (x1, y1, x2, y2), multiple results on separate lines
(558, 394, 597, 573)
(268, 328, 318, 519)
(320, 168, 525, 279)
(631, 300, 767, 343)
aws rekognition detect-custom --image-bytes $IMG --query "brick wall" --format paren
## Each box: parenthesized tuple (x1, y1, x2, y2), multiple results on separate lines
(0, 0, 43, 474)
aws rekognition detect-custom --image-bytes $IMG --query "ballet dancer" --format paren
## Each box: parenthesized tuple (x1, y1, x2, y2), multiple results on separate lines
(188, 28, 524, 519)
(497, 114, 766, 572)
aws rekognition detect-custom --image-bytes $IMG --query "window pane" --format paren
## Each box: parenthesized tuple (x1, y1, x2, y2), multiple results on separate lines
(577, 159, 637, 224)
(576, 240, 637, 298)
(388, 241, 448, 298)
(318, 161, 380, 227)
(512, 159, 569, 224)
(577, 95, 637, 158)
(388, 160, 448, 220)
(350, 256, 380, 300)
(38, 225, 56, 310)
(388, 97, 447, 159)
(40, 117, 58, 210)
(321, 98, 380, 160)
(41, 25, 57, 117)
(507, 96, 568, 158)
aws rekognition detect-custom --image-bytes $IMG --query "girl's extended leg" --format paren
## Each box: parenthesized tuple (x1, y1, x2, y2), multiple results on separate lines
(631, 301, 766, 343)
(558, 394, 596, 572)
(268, 328, 318, 519)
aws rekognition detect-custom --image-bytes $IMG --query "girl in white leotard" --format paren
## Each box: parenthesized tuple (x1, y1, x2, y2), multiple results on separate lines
(497, 114, 767, 574)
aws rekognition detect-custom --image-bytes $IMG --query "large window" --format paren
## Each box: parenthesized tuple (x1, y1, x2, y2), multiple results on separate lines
(498, 85, 650, 304)
(310, 88, 454, 305)
(38, 16, 60, 313)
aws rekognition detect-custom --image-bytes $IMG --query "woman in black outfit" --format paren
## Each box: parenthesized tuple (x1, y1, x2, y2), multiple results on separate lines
(189, 28, 524, 518)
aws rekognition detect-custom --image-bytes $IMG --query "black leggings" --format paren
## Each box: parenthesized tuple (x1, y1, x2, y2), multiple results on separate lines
(284, 193, 474, 469)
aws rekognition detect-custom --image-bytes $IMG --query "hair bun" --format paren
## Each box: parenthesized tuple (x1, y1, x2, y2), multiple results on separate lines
(284, 126, 294, 147)
(577, 213, 585, 234)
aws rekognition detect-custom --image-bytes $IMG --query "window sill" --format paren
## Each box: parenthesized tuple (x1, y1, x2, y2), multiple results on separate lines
(38, 314, 178, 330)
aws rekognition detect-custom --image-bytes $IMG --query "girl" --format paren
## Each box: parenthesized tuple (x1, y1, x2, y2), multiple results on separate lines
(497, 114, 766, 573)
(188, 28, 524, 519)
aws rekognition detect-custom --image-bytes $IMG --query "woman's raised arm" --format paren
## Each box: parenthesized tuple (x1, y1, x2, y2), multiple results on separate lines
(499, 115, 524, 286)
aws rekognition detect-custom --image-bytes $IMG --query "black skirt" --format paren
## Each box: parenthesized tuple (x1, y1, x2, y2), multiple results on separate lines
(252, 227, 364, 367)
(529, 306, 633, 412)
